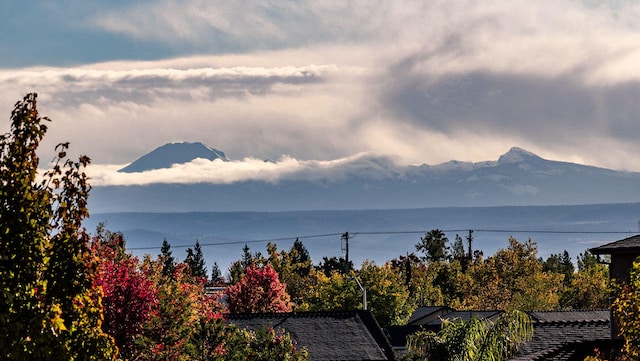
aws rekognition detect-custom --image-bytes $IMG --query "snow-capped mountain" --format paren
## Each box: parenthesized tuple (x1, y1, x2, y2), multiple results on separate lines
(118, 142, 228, 173)
(91, 145, 640, 212)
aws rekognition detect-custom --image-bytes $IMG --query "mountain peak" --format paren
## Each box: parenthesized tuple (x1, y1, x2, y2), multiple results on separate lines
(119, 142, 228, 173)
(497, 147, 541, 164)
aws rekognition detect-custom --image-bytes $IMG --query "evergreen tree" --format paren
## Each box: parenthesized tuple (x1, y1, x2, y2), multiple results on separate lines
(242, 244, 254, 268)
(210, 262, 224, 285)
(577, 250, 600, 271)
(185, 241, 207, 280)
(291, 238, 312, 277)
(317, 256, 354, 276)
(452, 234, 466, 261)
(542, 250, 575, 286)
(160, 238, 176, 278)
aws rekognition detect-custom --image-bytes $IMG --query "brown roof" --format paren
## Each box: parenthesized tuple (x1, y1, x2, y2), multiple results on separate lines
(590, 234, 640, 255)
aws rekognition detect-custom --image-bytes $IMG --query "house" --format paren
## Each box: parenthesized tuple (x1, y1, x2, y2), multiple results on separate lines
(385, 308, 614, 360)
(226, 310, 395, 361)
(590, 234, 640, 283)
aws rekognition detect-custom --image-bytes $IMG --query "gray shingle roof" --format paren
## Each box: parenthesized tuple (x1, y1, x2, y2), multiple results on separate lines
(590, 234, 640, 254)
(391, 308, 613, 361)
(406, 306, 453, 325)
(226, 311, 394, 361)
(512, 310, 612, 361)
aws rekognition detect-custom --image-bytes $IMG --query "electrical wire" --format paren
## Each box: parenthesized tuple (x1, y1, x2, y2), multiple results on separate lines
(125, 228, 637, 250)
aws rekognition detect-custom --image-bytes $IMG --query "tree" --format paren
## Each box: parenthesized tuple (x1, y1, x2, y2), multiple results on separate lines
(225, 265, 292, 313)
(416, 229, 450, 263)
(578, 250, 601, 272)
(456, 237, 563, 311)
(160, 239, 176, 278)
(357, 261, 412, 326)
(298, 268, 362, 312)
(185, 240, 207, 280)
(262, 241, 315, 307)
(404, 310, 533, 361)
(317, 256, 353, 276)
(133, 258, 224, 360)
(542, 250, 574, 286)
(560, 249, 609, 309)
(612, 256, 640, 358)
(290, 238, 312, 277)
(91, 231, 157, 360)
(0, 94, 116, 360)
(210, 262, 224, 285)
(452, 234, 467, 265)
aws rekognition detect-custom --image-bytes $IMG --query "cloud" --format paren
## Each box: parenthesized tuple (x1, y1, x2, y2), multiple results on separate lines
(5, 0, 640, 177)
(85, 152, 394, 186)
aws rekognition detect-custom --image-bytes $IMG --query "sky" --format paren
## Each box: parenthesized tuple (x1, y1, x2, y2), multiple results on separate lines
(3, 0, 640, 186)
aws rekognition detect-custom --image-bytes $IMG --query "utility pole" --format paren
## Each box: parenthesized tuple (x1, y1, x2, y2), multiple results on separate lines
(341, 232, 350, 274)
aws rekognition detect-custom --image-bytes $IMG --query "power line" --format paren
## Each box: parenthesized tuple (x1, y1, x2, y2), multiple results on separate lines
(126, 232, 343, 251)
(125, 228, 636, 251)
(353, 229, 636, 236)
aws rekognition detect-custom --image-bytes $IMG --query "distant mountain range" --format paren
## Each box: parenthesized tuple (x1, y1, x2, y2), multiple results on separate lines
(88, 142, 640, 212)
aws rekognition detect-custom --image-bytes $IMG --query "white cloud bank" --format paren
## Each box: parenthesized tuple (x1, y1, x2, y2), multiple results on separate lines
(85, 152, 394, 186)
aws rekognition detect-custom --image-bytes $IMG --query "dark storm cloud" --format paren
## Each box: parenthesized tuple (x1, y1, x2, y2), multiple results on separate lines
(377, 53, 640, 147)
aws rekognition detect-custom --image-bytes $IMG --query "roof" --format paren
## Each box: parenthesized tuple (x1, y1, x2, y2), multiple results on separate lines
(406, 306, 453, 325)
(590, 234, 640, 255)
(226, 310, 395, 361)
(433, 310, 502, 325)
(386, 308, 613, 361)
(528, 309, 610, 323)
(511, 310, 612, 361)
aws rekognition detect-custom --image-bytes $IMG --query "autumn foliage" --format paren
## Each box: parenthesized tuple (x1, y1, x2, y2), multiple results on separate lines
(226, 265, 292, 313)
(91, 231, 157, 359)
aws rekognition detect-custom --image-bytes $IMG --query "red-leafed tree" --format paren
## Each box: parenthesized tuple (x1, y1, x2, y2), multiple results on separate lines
(91, 227, 157, 360)
(225, 265, 292, 313)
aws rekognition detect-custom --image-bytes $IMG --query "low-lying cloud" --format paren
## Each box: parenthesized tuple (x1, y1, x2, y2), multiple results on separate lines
(84, 153, 393, 186)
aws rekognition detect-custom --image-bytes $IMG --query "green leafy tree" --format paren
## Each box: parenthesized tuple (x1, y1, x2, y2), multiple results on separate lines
(416, 229, 450, 263)
(263, 242, 314, 307)
(298, 268, 361, 312)
(542, 250, 575, 286)
(317, 256, 353, 276)
(560, 250, 609, 309)
(456, 237, 563, 310)
(358, 261, 412, 326)
(0, 94, 116, 360)
(404, 310, 533, 361)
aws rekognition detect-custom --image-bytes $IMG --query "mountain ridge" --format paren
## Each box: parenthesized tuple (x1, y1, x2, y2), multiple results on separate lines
(90, 144, 640, 213)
